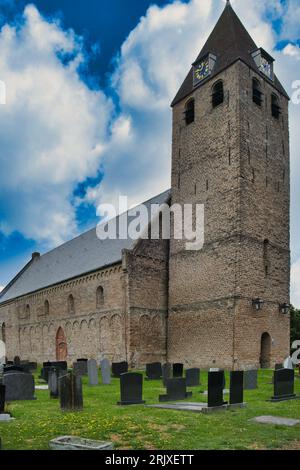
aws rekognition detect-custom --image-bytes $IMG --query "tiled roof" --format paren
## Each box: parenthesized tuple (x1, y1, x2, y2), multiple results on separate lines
(0, 190, 171, 303)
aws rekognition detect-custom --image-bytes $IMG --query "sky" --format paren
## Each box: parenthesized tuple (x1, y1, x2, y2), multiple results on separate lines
(0, 0, 300, 305)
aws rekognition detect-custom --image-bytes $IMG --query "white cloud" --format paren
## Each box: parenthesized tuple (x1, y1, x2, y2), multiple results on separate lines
(291, 259, 300, 308)
(0, 4, 112, 246)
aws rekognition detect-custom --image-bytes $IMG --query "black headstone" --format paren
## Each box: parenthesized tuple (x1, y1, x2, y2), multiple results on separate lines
(41, 361, 67, 382)
(275, 363, 283, 370)
(173, 363, 184, 378)
(13, 356, 21, 366)
(271, 368, 296, 401)
(73, 361, 88, 377)
(59, 372, 83, 411)
(159, 378, 192, 402)
(112, 361, 128, 378)
(0, 384, 5, 413)
(229, 371, 244, 405)
(146, 363, 162, 380)
(186, 368, 200, 387)
(49, 367, 63, 399)
(4, 365, 25, 374)
(118, 373, 145, 405)
(208, 371, 227, 408)
(3, 372, 35, 401)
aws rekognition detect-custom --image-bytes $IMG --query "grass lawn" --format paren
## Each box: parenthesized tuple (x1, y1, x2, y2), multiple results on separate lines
(1, 368, 300, 450)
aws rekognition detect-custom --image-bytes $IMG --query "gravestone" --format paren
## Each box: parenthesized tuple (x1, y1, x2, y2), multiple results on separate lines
(244, 370, 258, 390)
(186, 368, 200, 387)
(0, 340, 5, 365)
(3, 365, 24, 374)
(208, 371, 227, 408)
(271, 368, 297, 402)
(275, 363, 283, 370)
(229, 371, 244, 406)
(118, 373, 145, 405)
(59, 372, 83, 411)
(173, 363, 184, 378)
(88, 359, 99, 386)
(48, 368, 62, 399)
(146, 362, 162, 380)
(3, 372, 35, 401)
(73, 361, 88, 377)
(0, 384, 5, 413)
(41, 361, 67, 382)
(112, 361, 128, 378)
(100, 359, 111, 385)
(159, 378, 192, 402)
(283, 357, 294, 370)
(162, 363, 172, 387)
(13, 356, 21, 366)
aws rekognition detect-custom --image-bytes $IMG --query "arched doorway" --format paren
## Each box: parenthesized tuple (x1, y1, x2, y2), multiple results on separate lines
(56, 327, 68, 361)
(260, 332, 271, 369)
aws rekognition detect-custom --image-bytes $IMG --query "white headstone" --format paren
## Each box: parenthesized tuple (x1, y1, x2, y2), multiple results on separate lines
(0, 340, 5, 365)
(283, 357, 294, 370)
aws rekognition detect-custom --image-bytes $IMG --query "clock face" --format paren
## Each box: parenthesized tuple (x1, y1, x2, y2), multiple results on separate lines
(194, 59, 210, 85)
(260, 56, 272, 78)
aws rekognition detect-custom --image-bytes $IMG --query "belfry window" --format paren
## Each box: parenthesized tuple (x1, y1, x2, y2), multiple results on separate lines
(212, 81, 224, 108)
(271, 94, 280, 119)
(252, 78, 262, 106)
(185, 99, 195, 125)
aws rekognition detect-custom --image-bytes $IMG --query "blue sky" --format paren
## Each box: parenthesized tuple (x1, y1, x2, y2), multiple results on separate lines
(0, 0, 300, 305)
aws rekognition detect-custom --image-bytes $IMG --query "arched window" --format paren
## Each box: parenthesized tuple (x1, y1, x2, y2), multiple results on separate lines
(184, 98, 195, 125)
(212, 81, 224, 108)
(68, 294, 75, 315)
(25, 304, 30, 318)
(271, 94, 280, 119)
(44, 300, 50, 315)
(96, 286, 104, 309)
(252, 78, 262, 106)
(1, 323, 5, 343)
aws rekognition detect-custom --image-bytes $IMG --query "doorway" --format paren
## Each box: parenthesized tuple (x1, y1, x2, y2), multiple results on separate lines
(56, 327, 68, 361)
(260, 332, 271, 369)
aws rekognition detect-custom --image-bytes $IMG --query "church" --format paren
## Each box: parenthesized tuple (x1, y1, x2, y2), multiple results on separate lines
(0, 2, 291, 370)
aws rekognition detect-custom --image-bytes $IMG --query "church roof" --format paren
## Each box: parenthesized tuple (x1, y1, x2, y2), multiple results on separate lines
(0, 189, 171, 303)
(171, 1, 289, 106)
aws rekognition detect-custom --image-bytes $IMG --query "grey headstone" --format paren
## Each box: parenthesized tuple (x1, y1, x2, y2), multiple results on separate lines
(162, 363, 172, 387)
(100, 359, 111, 385)
(48, 368, 62, 399)
(88, 359, 98, 386)
(244, 370, 258, 390)
(3, 371, 35, 401)
(250, 416, 300, 427)
(49, 436, 113, 450)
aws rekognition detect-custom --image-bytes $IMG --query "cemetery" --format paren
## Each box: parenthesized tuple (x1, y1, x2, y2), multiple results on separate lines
(0, 359, 300, 450)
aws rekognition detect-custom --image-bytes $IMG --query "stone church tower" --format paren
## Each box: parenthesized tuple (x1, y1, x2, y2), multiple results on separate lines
(167, 1, 291, 370)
